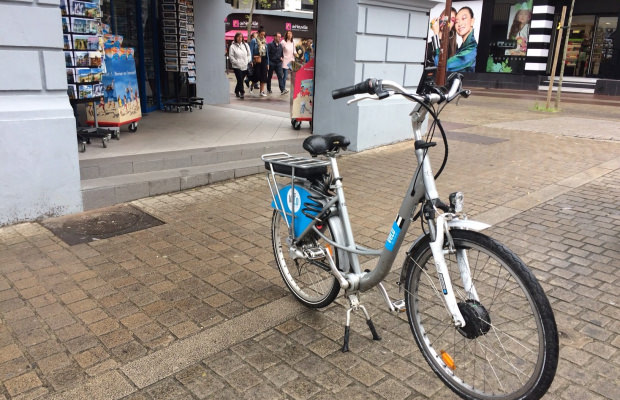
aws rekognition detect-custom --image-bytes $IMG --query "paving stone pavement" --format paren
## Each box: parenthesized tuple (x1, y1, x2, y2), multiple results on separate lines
(0, 94, 619, 399)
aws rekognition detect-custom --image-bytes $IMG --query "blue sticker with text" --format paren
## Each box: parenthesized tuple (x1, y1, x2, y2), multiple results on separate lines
(385, 221, 401, 252)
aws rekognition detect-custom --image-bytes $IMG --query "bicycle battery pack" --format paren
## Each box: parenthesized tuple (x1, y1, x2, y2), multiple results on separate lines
(272, 185, 319, 238)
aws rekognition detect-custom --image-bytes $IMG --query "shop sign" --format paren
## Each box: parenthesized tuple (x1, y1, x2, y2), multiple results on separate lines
(495, 40, 518, 49)
(232, 19, 259, 28)
(286, 22, 309, 32)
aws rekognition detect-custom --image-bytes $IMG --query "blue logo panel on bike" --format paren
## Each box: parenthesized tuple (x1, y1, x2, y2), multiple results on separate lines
(272, 185, 317, 238)
(385, 215, 404, 251)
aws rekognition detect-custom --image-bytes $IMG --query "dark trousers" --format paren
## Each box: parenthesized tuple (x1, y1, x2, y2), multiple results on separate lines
(233, 68, 246, 95)
(258, 56, 268, 84)
(267, 63, 284, 92)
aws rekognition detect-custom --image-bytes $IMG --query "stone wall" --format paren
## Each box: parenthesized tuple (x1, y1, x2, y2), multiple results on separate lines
(0, 0, 82, 225)
(314, 0, 438, 151)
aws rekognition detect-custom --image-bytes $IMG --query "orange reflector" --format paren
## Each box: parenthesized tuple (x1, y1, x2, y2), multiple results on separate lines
(325, 245, 332, 257)
(440, 350, 456, 370)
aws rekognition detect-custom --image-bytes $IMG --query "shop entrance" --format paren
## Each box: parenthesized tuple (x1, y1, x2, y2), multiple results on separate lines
(565, 14, 618, 78)
(102, 0, 162, 113)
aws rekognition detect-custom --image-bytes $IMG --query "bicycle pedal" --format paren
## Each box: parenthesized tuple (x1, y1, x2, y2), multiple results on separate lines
(392, 299, 406, 312)
(303, 247, 326, 260)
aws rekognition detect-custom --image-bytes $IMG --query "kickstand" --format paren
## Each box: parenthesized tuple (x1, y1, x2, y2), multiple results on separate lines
(342, 294, 381, 352)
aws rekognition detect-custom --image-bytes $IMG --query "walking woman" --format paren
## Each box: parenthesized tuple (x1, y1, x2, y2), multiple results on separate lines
(245, 32, 258, 90)
(229, 32, 251, 99)
(250, 28, 269, 96)
(281, 30, 295, 88)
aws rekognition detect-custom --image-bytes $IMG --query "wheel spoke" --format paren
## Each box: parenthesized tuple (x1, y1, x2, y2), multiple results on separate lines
(272, 211, 339, 308)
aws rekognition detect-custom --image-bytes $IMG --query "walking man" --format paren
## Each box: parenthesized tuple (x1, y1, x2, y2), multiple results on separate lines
(266, 32, 288, 95)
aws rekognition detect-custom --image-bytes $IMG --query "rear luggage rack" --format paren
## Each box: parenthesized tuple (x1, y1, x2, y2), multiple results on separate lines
(262, 152, 331, 234)
(262, 152, 330, 179)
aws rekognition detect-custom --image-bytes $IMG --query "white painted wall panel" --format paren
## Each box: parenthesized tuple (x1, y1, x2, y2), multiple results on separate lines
(0, 4, 63, 48)
(356, 36, 387, 61)
(366, 7, 409, 36)
(408, 11, 429, 38)
(43, 50, 68, 90)
(0, 51, 43, 90)
(387, 37, 426, 62)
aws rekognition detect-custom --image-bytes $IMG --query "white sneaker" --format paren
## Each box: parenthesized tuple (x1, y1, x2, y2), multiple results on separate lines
(260, 92, 267, 97)
(281, 89, 289, 95)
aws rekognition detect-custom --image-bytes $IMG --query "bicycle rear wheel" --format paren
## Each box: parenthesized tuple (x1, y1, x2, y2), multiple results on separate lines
(403, 229, 558, 400)
(271, 210, 340, 308)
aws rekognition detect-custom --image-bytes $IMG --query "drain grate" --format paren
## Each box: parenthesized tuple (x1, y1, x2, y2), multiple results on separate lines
(40, 204, 164, 245)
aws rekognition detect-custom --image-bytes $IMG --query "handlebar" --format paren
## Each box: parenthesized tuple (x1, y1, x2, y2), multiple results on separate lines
(331, 79, 379, 99)
(332, 74, 469, 105)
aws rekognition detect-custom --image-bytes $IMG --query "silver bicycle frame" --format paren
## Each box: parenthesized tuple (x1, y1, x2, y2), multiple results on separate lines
(310, 82, 487, 327)
(278, 79, 489, 327)
(329, 102, 434, 293)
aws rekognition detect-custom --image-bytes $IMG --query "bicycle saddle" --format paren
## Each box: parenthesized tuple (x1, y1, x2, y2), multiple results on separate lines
(303, 134, 351, 156)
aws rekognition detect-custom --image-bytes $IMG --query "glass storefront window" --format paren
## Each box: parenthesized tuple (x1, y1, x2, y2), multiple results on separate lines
(101, 0, 161, 112)
(565, 15, 617, 78)
(486, 0, 533, 74)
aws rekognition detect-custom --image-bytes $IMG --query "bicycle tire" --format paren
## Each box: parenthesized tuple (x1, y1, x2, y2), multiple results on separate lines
(403, 229, 558, 400)
(271, 210, 340, 308)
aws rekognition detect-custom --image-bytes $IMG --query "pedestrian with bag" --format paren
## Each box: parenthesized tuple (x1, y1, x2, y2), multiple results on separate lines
(245, 32, 259, 91)
(250, 27, 269, 97)
(267, 32, 287, 95)
(229, 32, 251, 99)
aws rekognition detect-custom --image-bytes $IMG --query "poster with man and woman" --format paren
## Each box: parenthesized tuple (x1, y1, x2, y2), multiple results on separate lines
(428, 1, 533, 74)
(428, 1, 482, 73)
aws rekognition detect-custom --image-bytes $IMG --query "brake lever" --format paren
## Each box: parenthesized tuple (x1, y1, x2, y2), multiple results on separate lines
(375, 90, 390, 100)
(346, 94, 380, 105)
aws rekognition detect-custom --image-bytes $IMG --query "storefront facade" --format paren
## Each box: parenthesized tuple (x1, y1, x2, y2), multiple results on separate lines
(0, 0, 441, 225)
(456, 0, 619, 93)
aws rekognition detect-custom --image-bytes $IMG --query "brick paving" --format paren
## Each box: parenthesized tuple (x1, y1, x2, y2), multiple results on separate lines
(0, 94, 619, 399)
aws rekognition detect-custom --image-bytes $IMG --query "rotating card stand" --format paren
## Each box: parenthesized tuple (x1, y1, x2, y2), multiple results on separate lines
(74, 97, 116, 152)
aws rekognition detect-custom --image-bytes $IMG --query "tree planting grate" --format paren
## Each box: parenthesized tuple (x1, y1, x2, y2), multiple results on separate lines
(40, 204, 164, 245)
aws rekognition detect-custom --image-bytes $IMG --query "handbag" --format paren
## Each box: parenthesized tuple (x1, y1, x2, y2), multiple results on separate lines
(291, 60, 303, 72)
(253, 55, 261, 64)
(247, 62, 254, 76)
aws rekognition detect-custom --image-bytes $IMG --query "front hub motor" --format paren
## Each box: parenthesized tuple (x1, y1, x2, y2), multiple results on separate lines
(457, 299, 491, 339)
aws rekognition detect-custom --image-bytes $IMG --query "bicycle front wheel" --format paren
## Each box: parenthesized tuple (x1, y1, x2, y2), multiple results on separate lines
(404, 229, 558, 400)
(271, 210, 340, 308)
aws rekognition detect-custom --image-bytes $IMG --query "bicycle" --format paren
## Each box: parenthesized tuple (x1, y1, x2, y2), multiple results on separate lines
(261, 73, 559, 399)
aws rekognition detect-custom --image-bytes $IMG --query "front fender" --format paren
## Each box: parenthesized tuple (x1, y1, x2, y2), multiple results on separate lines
(398, 219, 491, 289)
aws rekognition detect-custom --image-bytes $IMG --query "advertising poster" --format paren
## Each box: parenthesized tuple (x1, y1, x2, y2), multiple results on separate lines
(291, 58, 313, 121)
(427, 1, 483, 73)
(87, 45, 141, 127)
(487, 0, 533, 73)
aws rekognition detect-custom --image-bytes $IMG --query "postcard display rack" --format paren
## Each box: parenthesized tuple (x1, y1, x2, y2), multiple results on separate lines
(61, 0, 116, 152)
(161, 0, 203, 112)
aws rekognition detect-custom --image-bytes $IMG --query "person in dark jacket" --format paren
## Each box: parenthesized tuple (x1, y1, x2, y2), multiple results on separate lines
(266, 32, 288, 95)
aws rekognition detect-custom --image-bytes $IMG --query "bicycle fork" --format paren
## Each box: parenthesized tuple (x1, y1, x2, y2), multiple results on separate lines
(428, 213, 479, 328)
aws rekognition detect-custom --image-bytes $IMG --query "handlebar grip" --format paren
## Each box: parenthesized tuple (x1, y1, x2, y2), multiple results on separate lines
(332, 78, 378, 99)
